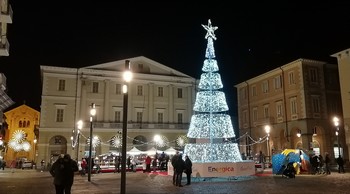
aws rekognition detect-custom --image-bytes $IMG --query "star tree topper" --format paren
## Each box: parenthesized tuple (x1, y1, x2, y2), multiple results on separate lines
(202, 19, 218, 40)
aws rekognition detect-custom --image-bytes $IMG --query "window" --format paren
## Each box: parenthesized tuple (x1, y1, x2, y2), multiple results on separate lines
(116, 84, 121, 94)
(253, 107, 258, 121)
(58, 79, 66, 91)
(288, 72, 295, 84)
(54, 136, 62, 144)
(114, 111, 121, 122)
(290, 97, 297, 115)
(137, 112, 143, 123)
(312, 96, 320, 113)
(158, 87, 163, 97)
(252, 85, 257, 97)
(177, 88, 183, 98)
(243, 110, 248, 123)
(137, 85, 143, 96)
(309, 68, 318, 83)
(241, 87, 247, 99)
(56, 109, 64, 122)
(92, 82, 99, 93)
(262, 80, 269, 93)
(276, 101, 283, 117)
(274, 75, 282, 89)
(263, 104, 269, 118)
(157, 112, 163, 123)
(177, 113, 183, 123)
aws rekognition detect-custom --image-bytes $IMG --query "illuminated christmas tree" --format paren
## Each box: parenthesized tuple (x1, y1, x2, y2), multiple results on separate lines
(184, 19, 242, 163)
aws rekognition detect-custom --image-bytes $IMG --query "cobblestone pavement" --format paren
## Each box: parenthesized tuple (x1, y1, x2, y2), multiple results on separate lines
(0, 168, 349, 194)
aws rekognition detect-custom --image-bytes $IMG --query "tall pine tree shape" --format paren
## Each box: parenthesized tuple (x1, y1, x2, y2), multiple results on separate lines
(184, 19, 242, 163)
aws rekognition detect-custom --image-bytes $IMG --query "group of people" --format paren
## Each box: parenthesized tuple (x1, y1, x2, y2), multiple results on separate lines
(171, 151, 192, 187)
(49, 154, 78, 194)
(79, 157, 96, 176)
(310, 152, 345, 175)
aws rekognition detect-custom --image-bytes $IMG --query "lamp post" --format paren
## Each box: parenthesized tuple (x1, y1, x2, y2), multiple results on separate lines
(88, 103, 96, 182)
(76, 120, 83, 161)
(121, 60, 132, 194)
(264, 125, 271, 161)
(33, 137, 37, 164)
(333, 116, 341, 158)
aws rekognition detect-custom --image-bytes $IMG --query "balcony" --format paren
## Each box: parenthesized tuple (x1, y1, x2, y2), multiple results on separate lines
(0, 37, 9, 56)
(0, 5, 13, 23)
(93, 121, 189, 130)
(253, 117, 275, 127)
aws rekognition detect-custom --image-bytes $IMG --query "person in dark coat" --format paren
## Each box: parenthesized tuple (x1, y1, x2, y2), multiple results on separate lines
(50, 154, 79, 194)
(336, 156, 345, 173)
(184, 155, 192, 185)
(325, 153, 331, 174)
(175, 154, 186, 187)
(171, 151, 179, 185)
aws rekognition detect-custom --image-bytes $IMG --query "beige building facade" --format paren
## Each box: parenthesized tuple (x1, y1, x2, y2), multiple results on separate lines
(235, 58, 346, 163)
(39, 56, 197, 163)
(3, 104, 40, 165)
(331, 48, 350, 162)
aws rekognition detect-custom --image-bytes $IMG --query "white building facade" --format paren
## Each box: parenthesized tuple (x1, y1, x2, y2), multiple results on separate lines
(39, 56, 197, 162)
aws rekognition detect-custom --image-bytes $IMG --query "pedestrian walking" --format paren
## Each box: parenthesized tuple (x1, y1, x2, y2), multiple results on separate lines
(145, 156, 152, 172)
(336, 156, 345, 173)
(152, 157, 158, 172)
(49, 154, 79, 194)
(40, 159, 45, 172)
(171, 151, 179, 185)
(114, 156, 121, 173)
(325, 153, 331, 174)
(127, 156, 131, 171)
(175, 153, 186, 187)
(184, 155, 192, 185)
(1, 160, 5, 170)
(80, 158, 87, 176)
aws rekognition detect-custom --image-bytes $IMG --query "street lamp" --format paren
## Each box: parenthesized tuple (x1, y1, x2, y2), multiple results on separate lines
(121, 60, 132, 194)
(76, 120, 83, 161)
(264, 125, 271, 161)
(88, 103, 96, 182)
(333, 116, 341, 158)
(296, 129, 301, 137)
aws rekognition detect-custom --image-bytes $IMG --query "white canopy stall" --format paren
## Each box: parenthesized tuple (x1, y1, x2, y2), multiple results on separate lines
(127, 147, 145, 156)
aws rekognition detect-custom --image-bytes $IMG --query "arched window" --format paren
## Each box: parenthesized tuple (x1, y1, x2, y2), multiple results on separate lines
(27, 121, 30, 127)
(19, 121, 22, 127)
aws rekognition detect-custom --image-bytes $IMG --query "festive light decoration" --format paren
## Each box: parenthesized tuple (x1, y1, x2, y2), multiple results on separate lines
(87, 136, 101, 148)
(176, 135, 188, 147)
(13, 130, 26, 142)
(184, 19, 242, 163)
(154, 135, 168, 148)
(111, 134, 122, 148)
(8, 129, 31, 152)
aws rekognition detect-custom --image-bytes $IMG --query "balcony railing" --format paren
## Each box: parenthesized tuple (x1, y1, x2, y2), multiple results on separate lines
(93, 121, 189, 130)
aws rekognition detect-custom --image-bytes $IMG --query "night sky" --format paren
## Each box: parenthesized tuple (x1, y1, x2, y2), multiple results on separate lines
(1, 1, 350, 117)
